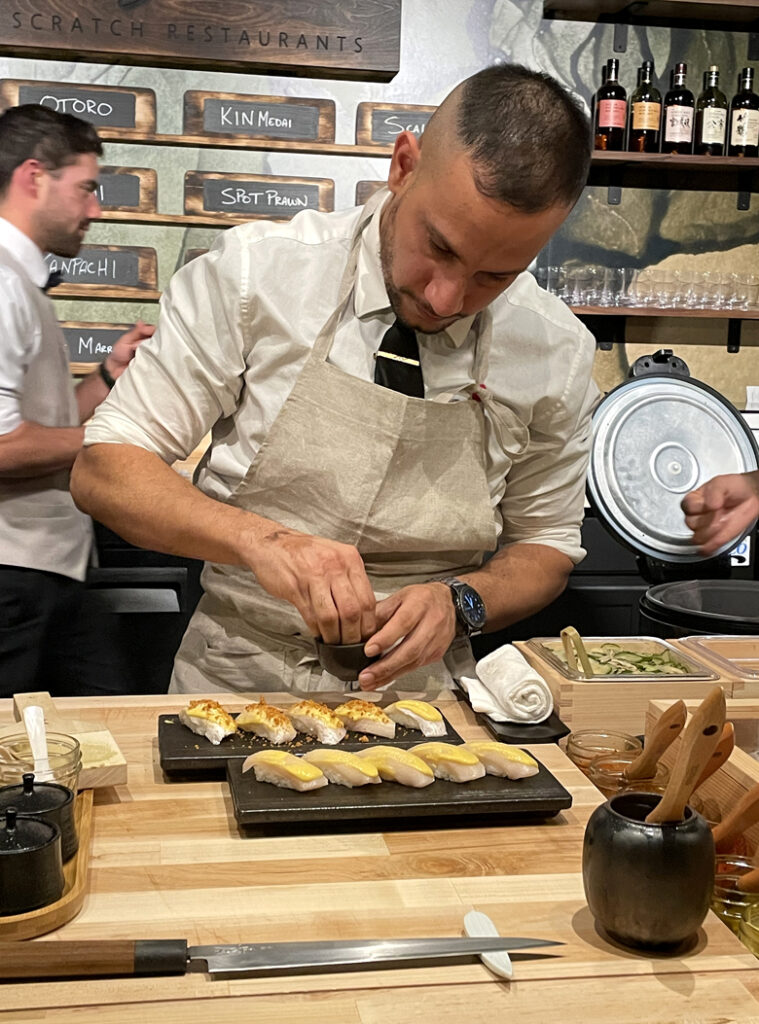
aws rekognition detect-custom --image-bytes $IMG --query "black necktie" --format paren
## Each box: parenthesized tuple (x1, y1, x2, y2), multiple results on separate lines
(373, 320, 424, 398)
(42, 269, 64, 293)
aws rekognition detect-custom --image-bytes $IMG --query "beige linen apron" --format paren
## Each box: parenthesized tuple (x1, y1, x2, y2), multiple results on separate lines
(171, 193, 527, 695)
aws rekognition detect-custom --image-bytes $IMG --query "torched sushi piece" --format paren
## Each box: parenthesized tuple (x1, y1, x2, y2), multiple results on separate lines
(302, 748, 381, 787)
(333, 698, 395, 739)
(287, 700, 347, 746)
(462, 741, 539, 780)
(357, 745, 435, 788)
(384, 700, 446, 737)
(235, 698, 296, 745)
(178, 699, 237, 746)
(410, 742, 486, 783)
(241, 750, 328, 792)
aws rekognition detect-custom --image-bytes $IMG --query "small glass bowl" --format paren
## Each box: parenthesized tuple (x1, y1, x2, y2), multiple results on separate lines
(711, 855, 759, 935)
(565, 729, 643, 777)
(587, 751, 670, 798)
(0, 732, 81, 792)
(740, 898, 759, 954)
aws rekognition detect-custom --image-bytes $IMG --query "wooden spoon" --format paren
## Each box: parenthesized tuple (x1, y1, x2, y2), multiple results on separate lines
(737, 864, 759, 893)
(623, 699, 687, 781)
(645, 686, 726, 824)
(693, 721, 735, 792)
(712, 782, 759, 854)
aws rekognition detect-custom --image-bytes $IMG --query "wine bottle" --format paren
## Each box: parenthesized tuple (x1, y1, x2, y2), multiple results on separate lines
(728, 66, 759, 158)
(594, 58, 627, 151)
(695, 65, 727, 156)
(662, 62, 694, 154)
(628, 60, 661, 152)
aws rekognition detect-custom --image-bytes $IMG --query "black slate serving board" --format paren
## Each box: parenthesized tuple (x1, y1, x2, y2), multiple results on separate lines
(158, 707, 462, 776)
(226, 750, 572, 828)
(474, 710, 570, 745)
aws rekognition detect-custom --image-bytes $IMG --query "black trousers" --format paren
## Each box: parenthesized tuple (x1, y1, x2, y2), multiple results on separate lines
(0, 565, 121, 697)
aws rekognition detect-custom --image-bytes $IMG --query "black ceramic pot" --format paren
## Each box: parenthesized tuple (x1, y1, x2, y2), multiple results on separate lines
(0, 807, 64, 915)
(583, 791, 715, 950)
(0, 773, 78, 861)
(315, 639, 379, 683)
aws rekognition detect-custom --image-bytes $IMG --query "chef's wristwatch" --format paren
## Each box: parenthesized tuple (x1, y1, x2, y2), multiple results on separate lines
(438, 576, 487, 637)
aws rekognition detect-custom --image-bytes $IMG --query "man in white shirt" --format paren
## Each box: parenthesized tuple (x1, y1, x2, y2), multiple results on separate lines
(73, 64, 599, 694)
(0, 104, 152, 695)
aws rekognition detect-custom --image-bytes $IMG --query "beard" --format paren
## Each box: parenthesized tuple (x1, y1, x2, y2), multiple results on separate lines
(44, 223, 88, 259)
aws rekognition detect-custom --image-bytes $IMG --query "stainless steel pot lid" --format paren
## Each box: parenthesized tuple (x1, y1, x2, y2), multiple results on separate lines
(587, 374, 759, 563)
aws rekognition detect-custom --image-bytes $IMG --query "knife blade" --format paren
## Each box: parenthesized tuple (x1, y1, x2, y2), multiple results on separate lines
(0, 936, 562, 980)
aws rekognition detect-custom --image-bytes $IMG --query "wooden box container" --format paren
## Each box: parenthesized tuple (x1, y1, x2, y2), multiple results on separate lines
(672, 636, 759, 697)
(515, 636, 724, 735)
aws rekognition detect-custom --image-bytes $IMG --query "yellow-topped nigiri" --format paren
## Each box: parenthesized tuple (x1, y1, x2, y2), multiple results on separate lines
(410, 742, 486, 783)
(333, 699, 395, 739)
(357, 745, 434, 787)
(178, 698, 237, 745)
(462, 741, 539, 780)
(385, 700, 446, 737)
(288, 700, 347, 745)
(241, 750, 328, 791)
(302, 748, 381, 787)
(236, 698, 296, 745)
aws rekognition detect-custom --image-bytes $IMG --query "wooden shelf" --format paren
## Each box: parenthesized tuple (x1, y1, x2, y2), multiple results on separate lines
(50, 286, 161, 302)
(588, 152, 759, 192)
(544, 0, 759, 28)
(97, 210, 289, 228)
(573, 305, 759, 317)
(100, 130, 393, 158)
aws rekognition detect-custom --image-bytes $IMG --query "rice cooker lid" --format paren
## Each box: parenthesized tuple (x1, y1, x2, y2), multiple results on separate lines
(587, 374, 759, 563)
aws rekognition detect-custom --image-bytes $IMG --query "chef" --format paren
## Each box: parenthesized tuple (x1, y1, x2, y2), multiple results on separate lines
(72, 63, 599, 694)
(683, 472, 759, 555)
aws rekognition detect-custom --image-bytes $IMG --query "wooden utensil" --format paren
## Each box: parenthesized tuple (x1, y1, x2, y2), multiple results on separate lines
(693, 721, 734, 792)
(623, 699, 687, 781)
(711, 782, 759, 853)
(645, 686, 726, 824)
(737, 864, 759, 894)
(560, 626, 593, 676)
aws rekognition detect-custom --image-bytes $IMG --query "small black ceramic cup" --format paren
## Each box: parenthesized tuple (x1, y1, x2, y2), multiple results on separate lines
(0, 807, 64, 915)
(0, 773, 78, 862)
(315, 639, 380, 683)
(583, 790, 715, 950)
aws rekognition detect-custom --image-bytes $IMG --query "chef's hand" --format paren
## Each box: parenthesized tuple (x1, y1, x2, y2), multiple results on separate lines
(357, 582, 455, 690)
(247, 527, 377, 644)
(105, 321, 155, 381)
(681, 471, 759, 555)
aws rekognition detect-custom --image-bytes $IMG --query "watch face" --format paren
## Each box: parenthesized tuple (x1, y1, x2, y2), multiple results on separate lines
(459, 585, 487, 629)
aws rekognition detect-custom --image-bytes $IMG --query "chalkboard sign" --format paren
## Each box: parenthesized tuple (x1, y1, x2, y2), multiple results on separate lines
(98, 167, 156, 212)
(185, 172, 334, 221)
(355, 102, 436, 146)
(184, 91, 335, 143)
(355, 180, 386, 206)
(183, 248, 208, 265)
(0, 80, 156, 136)
(61, 323, 133, 365)
(44, 245, 158, 298)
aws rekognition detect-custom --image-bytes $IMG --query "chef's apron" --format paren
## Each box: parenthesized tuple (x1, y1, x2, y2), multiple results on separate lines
(171, 192, 529, 695)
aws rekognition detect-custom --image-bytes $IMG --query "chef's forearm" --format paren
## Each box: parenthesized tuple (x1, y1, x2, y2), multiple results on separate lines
(460, 543, 573, 632)
(0, 420, 85, 477)
(71, 442, 281, 567)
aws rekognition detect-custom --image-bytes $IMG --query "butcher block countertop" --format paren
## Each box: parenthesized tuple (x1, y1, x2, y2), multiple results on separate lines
(0, 692, 757, 1023)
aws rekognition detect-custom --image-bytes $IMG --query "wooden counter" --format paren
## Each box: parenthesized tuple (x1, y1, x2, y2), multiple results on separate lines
(0, 693, 757, 1022)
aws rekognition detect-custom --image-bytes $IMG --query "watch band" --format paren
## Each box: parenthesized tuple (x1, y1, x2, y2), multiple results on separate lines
(99, 361, 116, 390)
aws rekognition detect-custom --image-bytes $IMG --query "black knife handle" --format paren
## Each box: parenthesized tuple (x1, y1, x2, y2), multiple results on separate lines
(134, 939, 189, 975)
(0, 940, 188, 979)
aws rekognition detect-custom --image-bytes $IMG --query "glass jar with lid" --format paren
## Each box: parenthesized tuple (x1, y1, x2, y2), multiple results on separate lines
(565, 729, 642, 777)
(588, 751, 670, 798)
(0, 732, 81, 792)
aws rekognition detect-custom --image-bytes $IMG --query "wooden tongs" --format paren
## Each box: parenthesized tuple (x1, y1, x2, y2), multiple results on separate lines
(560, 627, 593, 676)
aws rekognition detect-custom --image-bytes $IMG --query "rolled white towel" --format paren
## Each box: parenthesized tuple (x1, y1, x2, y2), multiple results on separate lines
(459, 645, 554, 724)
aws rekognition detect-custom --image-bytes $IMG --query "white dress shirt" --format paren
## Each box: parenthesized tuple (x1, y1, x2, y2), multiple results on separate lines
(85, 192, 599, 564)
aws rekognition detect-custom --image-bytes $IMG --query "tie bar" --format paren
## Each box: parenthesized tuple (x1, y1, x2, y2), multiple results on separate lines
(374, 351, 421, 367)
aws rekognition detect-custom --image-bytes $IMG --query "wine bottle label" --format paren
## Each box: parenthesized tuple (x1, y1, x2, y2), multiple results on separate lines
(598, 99, 627, 129)
(664, 105, 694, 142)
(730, 108, 759, 147)
(632, 101, 661, 131)
(700, 108, 726, 144)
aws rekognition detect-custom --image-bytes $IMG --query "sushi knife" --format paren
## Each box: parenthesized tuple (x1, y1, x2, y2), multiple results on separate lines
(0, 936, 562, 980)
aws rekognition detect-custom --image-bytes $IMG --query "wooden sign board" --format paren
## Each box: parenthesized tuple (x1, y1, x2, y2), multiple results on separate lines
(355, 102, 436, 146)
(184, 172, 334, 220)
(0, 1, 401, 82)
(61, 322, 133, 367)
(355, 180, 385, 206)
(98, 166, 156, 212)
(184, 90, 335, 142)
(45, 245, 157, 297)
(0, 79, 156, 136)
(183, 248, 208, 265)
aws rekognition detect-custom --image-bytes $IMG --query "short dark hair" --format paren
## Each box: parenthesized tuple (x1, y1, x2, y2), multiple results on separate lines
(455, 64, 591, 212)
(0, 104, 103, 195)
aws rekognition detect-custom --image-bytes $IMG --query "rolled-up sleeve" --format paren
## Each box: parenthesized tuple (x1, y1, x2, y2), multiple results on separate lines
(0, 268, 35, 435)
(84, 229, 248, 463)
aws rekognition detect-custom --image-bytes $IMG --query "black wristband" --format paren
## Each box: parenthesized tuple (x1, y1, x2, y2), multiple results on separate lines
(99, 361, 116, 390)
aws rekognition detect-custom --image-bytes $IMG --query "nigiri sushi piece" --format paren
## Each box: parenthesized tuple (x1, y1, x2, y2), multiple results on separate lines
(178, 699, 237, 745)
(384, 699, 446, 737)
(410, 742, 486, 783)
(241, 750, 328, 792)
(357, 745, 434, 788)
(236, 698, 296, 745)
(287, 700, 347, 746)
(462, 741, 539, 780)
(333, 698, 395, 739)
(302, 748, 381, 787)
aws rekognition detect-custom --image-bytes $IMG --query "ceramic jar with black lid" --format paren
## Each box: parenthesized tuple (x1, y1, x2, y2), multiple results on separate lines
(0, 773, 78, 861)
(0, 807, 64, 915)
